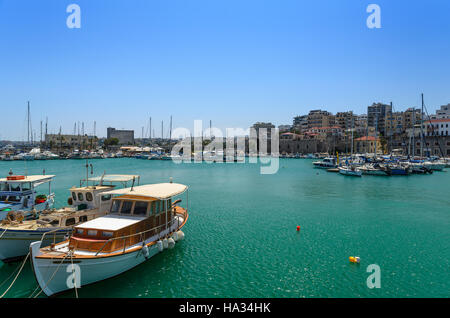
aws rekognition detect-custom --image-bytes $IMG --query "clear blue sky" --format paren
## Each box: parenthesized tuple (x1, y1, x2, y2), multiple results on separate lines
(1, 0, 449, 140)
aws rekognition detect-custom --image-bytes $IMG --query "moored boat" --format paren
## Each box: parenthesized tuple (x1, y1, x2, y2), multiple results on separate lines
(0, 174, 55, 220)
(313, 157, 337, 169)
(30, 181, 189, 297)
(359, 163, 390, 176)
(0, 174, 139, 262)
(338, 166, 362, 177)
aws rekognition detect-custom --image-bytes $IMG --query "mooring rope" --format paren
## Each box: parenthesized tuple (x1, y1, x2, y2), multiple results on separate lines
(0, 252, 30, 298)
(32, 253, 69, 298)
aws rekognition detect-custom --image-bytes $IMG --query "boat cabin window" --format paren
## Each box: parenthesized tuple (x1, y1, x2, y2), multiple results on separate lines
(77, 193, 84, 201)
(155, 201, 160, 214)
(66, 218, 76, 226)
(72, 192, 77, 201)
(101, 194, 112, 201)
(102, 231, 113, 237)
(8, 196, 21, 202)
(133, 201, 148, 216)
(110, 200, 121, 214)
(76, 229, 84, 235)
(79, 215, 87, 223)
(121, 201, 133, 215)
(22, 183, 31, 191)
(1, 184, 9, 191)
(87, 230, 97, 236)
(86, 192, 93, 202)
(10, 185, 20, 192)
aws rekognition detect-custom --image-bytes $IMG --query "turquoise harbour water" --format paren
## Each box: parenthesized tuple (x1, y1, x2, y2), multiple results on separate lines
(0, 158, 449, 298)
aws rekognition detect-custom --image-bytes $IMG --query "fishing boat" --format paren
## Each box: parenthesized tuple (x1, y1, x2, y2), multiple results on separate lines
(359, 163, 390, 176)
(0, 173, 55, 220)
(385, 163, 411, 175)
(0, 174, 139, 263)
(30, 181, 189, 297)
(313, 157, 337, 169)
(338, 166, 362, 177)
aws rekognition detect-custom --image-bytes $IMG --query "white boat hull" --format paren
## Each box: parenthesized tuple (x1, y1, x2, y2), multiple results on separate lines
(30, 217, 185, 297)
(0, 228, 68, 262)
(338, 167, 362, 177)
(30, 240, 161, 296)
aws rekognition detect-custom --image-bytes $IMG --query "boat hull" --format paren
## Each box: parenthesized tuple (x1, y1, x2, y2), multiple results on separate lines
(338, 167, 362, 177)
(361, 169, 389, 176)
(0, 228, 68, 262)
(30, 233, 183, 297)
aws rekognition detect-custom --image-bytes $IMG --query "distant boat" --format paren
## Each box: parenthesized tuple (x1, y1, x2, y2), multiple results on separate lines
(359, 163, 390, 176)
(338, 166, 362, 177)
(313, 157, 337, 169)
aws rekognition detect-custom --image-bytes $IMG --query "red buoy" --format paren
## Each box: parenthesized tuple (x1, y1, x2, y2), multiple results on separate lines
(296, 226, 300, 231)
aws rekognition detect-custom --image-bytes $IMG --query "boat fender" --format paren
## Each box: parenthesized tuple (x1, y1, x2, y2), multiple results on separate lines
(142, 245, 149, 258)
(168, 238, 175, 249)
(172, 231, 179, 242)
(177, 230, 185, 241)
(157, 240, 163, 252)
(162, 238, 169, 249)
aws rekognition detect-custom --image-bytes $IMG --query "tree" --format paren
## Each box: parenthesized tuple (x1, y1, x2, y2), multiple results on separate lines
(104, 138, 119, 148)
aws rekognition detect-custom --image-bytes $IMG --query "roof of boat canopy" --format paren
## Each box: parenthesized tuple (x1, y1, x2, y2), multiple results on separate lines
(0, 175, 55, 186)
(98, 183, 188, 200)
(88, 174, 140, 183)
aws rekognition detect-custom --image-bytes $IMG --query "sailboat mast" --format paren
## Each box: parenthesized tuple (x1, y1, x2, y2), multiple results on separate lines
(169, 115, 172, 140)
(420, 93, 425, 157)
(27, 101, 30, 145)
(351, 117, 354, 156)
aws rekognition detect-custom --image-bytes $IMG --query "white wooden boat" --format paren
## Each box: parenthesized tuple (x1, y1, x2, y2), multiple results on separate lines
(30, 182, 189, 297)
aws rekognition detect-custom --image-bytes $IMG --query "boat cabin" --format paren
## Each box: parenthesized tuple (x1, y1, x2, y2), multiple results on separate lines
(68, 183, 187, 254)
(67, 174, 141, 213)
(0, 175, 55, 216)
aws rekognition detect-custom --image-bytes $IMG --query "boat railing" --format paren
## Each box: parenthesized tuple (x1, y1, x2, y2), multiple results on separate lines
(91, 208, 187, 256)
(39, 226, 72, 246)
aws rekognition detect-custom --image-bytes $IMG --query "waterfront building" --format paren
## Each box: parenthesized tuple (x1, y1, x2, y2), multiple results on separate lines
(292, 115, 309, 132)
(432, 104, 450, 119)
(307, 126, 343, 137)
(45, 134, 98, 149)
(367, 102, 392, 136)
(278, 125, 292, 132)
(335, 111, 357, 130)
(106, 127, 134, 145)
(424, 118, 450, 137)
(307, 110, 335, 129)
(353, 136, 382, 154)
